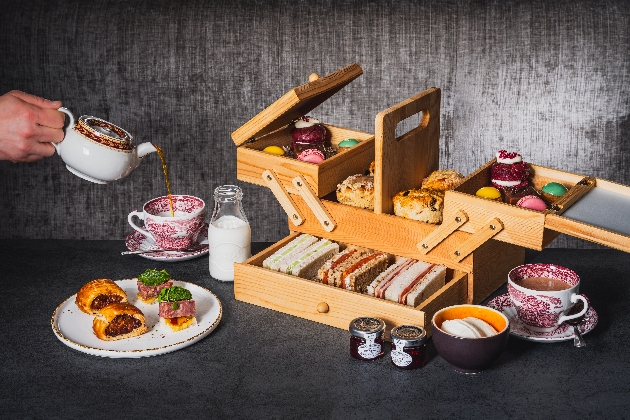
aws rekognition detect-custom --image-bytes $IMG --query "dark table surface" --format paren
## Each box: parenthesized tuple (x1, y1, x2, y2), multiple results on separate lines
(2, 240, 629, 419)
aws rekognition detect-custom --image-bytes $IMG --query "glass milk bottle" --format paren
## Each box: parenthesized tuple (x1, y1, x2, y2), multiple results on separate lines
(208, 185, 251, 281)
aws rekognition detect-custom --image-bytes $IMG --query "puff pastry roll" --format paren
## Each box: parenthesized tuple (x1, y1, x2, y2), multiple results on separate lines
(76, 279, 128, 315)
(92, 303, 149, 341)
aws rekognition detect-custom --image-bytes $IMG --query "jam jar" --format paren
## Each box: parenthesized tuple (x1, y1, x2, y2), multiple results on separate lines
(349, 317, 385, 361)
(390, 325, 427, 369)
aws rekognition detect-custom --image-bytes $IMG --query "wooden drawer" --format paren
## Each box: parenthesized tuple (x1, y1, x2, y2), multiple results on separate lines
(445, 158, 630, 252)
(234, 233, 470, 337)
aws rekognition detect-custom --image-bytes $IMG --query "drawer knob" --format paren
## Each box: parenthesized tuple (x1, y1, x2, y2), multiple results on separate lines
(317, 302, 329, 313)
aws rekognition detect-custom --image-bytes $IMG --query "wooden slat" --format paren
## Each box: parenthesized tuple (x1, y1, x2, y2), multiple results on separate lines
(374, 88, 441, 215)
(262, 169, 304, 226)
(292, 176, 336, 232)
(451, 218, 504, 262)
(545, 214, 630, 253)
(417, 210, 469, 254)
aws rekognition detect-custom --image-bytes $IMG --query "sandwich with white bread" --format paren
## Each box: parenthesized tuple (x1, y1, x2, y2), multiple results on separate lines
(263, 235, 339, 279)
(367, 258, 446, 307)
(262, 234, 318, 271)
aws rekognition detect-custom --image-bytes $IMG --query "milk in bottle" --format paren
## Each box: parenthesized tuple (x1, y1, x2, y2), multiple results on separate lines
(208, 185, 251, 281)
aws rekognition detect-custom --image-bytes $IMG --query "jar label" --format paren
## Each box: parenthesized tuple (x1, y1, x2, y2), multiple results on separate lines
(391, 339, 413, 367)
(357, 332, 381, 359)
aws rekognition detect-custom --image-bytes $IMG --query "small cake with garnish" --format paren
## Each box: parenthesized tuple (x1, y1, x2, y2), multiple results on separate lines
(136, 269, 174, 304)
(491, 150, 529, 192)
(291, 116, 327, 156)
(158, 286, 197, 331)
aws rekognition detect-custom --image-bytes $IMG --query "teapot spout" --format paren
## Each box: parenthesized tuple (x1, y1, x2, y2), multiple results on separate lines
(137, 142, 157, 159)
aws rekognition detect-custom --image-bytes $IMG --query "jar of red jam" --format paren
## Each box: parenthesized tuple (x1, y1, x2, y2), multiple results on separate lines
(390, 325, 427, 369)
(349, 317, 385, 361)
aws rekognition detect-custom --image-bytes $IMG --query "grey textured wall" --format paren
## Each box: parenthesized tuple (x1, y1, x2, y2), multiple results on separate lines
(0, 0, 628, 249)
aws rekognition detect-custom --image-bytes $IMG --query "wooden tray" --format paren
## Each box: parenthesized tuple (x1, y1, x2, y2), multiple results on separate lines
(444, 158, 630, 252)
(232, 63, 375, 197)
(234, 233, 469, 337)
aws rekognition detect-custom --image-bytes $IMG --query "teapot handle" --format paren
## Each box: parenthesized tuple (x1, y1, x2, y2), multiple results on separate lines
(55, 107, 76, 152)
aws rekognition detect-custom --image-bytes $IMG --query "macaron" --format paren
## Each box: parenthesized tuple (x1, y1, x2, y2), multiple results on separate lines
(338, 138, 360, 148)
(516, 195, 547, 211)
(297, 148, 325, 164)
(476, 186, 502, 201)
(263, 145, 285, 156)
(541, 182, 568, 197)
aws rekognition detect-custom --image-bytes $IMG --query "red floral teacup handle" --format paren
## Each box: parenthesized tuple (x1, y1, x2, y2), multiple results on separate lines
(558, 294, 589, 325)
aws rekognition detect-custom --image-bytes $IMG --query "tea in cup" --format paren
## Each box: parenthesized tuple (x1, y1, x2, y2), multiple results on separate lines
(508, 263, 588, 333)
(128, 195, 205, 250)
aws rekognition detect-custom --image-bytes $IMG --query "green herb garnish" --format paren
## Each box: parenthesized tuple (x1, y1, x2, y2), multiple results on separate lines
(158, 286, 192, 303)
(172, 302, 179, 310)
(138, 269, 170, 286)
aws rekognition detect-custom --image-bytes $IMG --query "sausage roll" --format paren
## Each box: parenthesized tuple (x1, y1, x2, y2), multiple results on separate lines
(76, 279, 128, 315)
(92, 303, 149, 341)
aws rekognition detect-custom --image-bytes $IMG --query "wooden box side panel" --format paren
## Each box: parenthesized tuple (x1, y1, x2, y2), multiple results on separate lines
(470, 239, 525, 304)
(289, 196, 476, 272)
(234, 262, 468, 337)
(444, 190, 547, 250)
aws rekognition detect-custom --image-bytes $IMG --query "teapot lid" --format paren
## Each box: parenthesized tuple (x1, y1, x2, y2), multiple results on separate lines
(77, 116, 133, 149)
(231, 63, 363, 146)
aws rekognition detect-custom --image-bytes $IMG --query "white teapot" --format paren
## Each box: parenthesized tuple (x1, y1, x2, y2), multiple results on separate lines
(54, 108, 157, 184)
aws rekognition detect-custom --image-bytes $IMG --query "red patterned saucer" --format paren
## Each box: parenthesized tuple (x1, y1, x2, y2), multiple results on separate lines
(125, 223, 208, 262)
(487, 293, 597, 343)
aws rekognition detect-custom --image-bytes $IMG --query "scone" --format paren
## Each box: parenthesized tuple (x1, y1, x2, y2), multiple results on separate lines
(336, 174, 374, 210)
(393, 189, 444, 224)
(76, 279, 128, 315)
(92, 303, 148, 341)
(421, 169, 464, 191)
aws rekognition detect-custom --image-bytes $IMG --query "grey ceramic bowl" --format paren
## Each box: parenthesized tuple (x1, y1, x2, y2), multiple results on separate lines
(432, 304, 510, 374)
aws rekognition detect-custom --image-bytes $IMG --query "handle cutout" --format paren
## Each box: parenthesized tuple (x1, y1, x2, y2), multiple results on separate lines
(395, 109, 430, 142)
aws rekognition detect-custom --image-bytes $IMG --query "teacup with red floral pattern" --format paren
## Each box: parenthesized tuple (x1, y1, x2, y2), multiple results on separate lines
(508, 264, 588, 333)
(128, 195, 205, 250)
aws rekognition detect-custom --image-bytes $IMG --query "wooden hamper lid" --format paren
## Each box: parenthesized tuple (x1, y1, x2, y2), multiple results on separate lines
(231, 63, 363, 146)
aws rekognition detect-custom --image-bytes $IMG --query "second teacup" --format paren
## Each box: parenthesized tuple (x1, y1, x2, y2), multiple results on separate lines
(128, 195, 205, 250)
(508, 263, 588, 333)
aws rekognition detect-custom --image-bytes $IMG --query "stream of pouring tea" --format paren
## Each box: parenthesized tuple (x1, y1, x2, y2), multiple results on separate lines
(153, 144, 175, 217)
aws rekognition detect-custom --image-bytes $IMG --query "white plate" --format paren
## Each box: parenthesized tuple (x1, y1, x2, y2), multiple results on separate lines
(125, 223, 209, 262)
(51, 279, 222, 358)
(487, 293, 597, 343)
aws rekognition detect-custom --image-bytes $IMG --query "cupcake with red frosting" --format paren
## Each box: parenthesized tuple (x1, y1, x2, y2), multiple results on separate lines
(491, 150, 529, 191)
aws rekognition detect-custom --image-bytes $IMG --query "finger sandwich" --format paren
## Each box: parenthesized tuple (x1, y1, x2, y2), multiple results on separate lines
(282, 238, 339, 279)
(263, 234, 318, 271)
(367, 258, 446, 307)
(318, 249, 388, 293)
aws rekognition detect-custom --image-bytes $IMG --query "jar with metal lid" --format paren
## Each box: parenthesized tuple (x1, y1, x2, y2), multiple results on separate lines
(390, 325, 427, 369)
(349, 317, 385, 361)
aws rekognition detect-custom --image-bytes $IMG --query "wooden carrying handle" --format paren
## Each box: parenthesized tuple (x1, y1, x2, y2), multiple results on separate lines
(262, 170, 305, 226)
(374, 87, 441, 215)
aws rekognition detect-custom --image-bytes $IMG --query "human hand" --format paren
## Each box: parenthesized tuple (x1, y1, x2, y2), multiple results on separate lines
(0, 90, 65, 162)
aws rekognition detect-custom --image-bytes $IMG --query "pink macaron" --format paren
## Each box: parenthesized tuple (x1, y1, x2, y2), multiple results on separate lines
(516, 195, 547, 211)
(297, 148, 325, 164)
